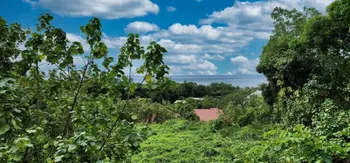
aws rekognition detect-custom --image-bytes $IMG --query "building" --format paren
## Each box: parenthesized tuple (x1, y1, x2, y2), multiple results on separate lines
(193, 108, 222, 121)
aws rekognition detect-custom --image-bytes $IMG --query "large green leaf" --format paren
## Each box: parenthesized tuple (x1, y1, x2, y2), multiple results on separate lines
(0, 124, 10, 135)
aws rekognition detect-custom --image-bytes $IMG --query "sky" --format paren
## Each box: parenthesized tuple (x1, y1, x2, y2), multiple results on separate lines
(0, 0, 334, 86)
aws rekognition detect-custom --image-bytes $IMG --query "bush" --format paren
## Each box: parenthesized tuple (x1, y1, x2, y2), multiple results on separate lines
(132, 119, 281, 162)
(246, 125, 350, 162)
(175, 103, 199, 121)
(219, 95, 272, 127)
(127, 99, 175, 123)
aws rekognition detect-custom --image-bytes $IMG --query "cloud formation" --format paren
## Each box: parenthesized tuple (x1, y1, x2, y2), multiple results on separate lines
(125, 21, 160, 33)
(44, 0, 335, 75)
(24, 0, 159, 19)
(230, 56, 259, 75)
(200, 0, 334, 32)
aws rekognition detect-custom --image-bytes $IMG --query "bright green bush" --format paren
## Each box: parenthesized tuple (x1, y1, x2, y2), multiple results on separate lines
(126, 99, 176, 123)
(217, 95, 272, 128)
(247, 125, 350, 162)
(132, 120, 280, 163)
(174, 103, 199, 121)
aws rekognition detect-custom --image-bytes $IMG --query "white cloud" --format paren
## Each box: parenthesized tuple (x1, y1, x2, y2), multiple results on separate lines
(102, 36, 127, 50)
(158, 39, 202, 53)
(184, 59, 217, 71)
(169, 23, 221, 40)
(165, 55, 197, 64)
(230, 55, 259, 75)
(224, 71, 233, 75)
(101, 23, 253, 74)
(200, 0, 334, 33)
(24, 0, 336, 76)
(73, 56, 86, 67)
(25, 0, 159, 19)
(102, 33, 155, 50)
(164, 54, 217, 75)
(168, 65, 183, 75)
(66, 33, 90, 51)
(203, 53, 225, 61)
(96, 0, 335, 76)
(125, 21, 160, 33)
(230, 56, 249, 63)
(167, 6, 176, 12)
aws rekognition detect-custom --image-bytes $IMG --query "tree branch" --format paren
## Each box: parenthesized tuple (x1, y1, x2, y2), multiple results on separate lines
(99, 60, 147, 151)
(63, 58, 92, 137)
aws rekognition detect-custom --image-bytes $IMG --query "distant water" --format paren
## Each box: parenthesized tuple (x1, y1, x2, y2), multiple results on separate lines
(133, 75, 267, 87)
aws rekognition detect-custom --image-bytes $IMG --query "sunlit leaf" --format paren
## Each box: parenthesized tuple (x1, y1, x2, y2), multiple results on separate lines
(0, 125, 10, 135)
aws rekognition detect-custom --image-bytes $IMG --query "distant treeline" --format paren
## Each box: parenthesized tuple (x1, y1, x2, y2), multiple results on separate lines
(87, 79, 259, 104)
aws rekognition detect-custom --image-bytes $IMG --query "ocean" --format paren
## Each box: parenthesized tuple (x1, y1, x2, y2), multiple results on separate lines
(133, 75, 267, 87)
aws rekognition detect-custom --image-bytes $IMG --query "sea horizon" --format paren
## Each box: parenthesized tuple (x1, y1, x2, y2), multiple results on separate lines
(132, 75, 267, 87)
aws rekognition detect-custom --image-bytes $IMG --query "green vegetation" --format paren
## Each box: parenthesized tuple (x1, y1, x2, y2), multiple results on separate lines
(1, 0, 350, 162)
(132, 120, 277, 162)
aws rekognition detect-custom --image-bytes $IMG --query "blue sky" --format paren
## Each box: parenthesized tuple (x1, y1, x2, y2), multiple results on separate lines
(1, 0, 333, 77)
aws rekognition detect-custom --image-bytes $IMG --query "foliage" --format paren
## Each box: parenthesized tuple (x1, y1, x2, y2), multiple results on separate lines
(132, 119, 350, 163)
(126, 99, 176, 123)
(131, 81, 248, 104)
(215, 94, 272, 128)
(174, 103, 200, 121)
(257, 0, 350, 128)
(247, 125, 350, 163)
(132, 119, 277, 163)
(2, 0, 350, 162)
(0, 14, 169, 162)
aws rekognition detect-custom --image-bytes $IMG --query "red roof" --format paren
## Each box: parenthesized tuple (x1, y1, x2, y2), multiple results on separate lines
(193, 108, 221, 121)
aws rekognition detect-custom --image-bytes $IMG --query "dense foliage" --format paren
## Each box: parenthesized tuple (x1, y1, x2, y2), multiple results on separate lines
(1, 0, 350, 162)
(132, 0, 350, 162)
(257, 1, 350, 127)
(132, 120, 278, 162)
(0, 14, 170, 162)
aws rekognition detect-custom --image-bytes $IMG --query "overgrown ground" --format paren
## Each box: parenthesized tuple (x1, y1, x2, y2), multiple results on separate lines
(132, 120, 278, 162)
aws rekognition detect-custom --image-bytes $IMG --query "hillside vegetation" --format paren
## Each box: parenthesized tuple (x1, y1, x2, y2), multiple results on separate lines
(1, 0, 350, 162)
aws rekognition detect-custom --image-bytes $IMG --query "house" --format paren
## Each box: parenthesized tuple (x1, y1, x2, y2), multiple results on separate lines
(193, 108, 222, 121)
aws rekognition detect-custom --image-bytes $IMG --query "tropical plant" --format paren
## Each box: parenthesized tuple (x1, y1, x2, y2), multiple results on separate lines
(0, 13, 169, 162)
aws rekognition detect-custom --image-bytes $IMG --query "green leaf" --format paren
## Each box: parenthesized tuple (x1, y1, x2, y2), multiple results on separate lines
(151, 83, 157, 90)
(92, 42, 108, 59)
(26, 129, 37, 134)
(323, 158, 332, 163)
(102, 57, 113, 69)
(145, 74, 152, 84)
(11, 153, 23, 161)
(54, 155, 64, 162)
(0, 125, 10, 135)
(122, 75, 128, 83)
(131, 115, 138, 120)
(68, 144, 77, 152)
(69, 42, 84, 55)
(129, 83, 137, 93)
(38, 54, 46, 60)
(9, 145, 19, 153)
(14, 108, 21, 113)
(25, 143, 34, 148)
(11, 119, 20, 129)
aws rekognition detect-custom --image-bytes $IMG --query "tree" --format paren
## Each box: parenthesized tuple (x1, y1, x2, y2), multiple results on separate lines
(257, 0, 350, 126)
(0, 14, 169, 162)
